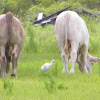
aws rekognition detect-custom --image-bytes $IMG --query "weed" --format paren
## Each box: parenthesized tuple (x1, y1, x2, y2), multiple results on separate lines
(3, 79, 13, 94)
(44, 76, 56, 93)
(52, 62, 58, 78)
(57, 83, 68, 90)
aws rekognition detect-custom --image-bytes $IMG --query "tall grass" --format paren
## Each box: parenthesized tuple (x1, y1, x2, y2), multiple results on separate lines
(23, 22, 59, 54)
(83, 16, 100, 54)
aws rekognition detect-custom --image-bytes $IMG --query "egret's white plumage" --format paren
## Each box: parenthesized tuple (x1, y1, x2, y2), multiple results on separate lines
(41, 60, 55, 71)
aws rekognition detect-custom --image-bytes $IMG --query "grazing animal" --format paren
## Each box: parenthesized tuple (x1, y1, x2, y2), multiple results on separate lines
(0, 12, 25, 78)
(41, 60, 55, 71)
(55, 11, 99, 73)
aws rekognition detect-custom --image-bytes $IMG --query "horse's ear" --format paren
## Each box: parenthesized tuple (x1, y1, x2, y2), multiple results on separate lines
(90, 57, 98, 63)
(88, 53, 99, 63)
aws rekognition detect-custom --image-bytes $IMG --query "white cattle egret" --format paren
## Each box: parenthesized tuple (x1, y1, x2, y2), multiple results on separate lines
(41, 60, 55, 71)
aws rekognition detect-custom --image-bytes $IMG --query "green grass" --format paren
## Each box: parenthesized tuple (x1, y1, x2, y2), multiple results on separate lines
(0, 53, 100, 100)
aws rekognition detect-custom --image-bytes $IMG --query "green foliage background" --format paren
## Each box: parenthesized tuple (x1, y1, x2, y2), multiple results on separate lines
(0, 0, 100, 100)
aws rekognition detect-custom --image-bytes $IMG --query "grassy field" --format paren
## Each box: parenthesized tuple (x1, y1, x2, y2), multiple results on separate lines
(0, 16, 100, 100)
(0, 53, 100, 100)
